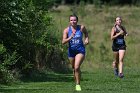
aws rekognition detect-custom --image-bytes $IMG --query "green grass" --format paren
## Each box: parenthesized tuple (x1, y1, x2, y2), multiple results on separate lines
(51, 5, 140, 67)
(1, 5, 140, 93)
(0, 67, 140, 93)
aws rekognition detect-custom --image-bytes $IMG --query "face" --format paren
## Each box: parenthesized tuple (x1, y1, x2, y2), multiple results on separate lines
(69, 16, 78, 27)
(115, 17, 122, 26)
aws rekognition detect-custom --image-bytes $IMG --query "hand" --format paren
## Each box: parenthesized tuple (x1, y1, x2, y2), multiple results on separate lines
(119, 30, 124, 35)
(116, 25, 122, 31)
(84, 39, 89, 45)
(116, 25, 124, 35)
(70, 32, 75, 39)
(125, 33, 128, 36)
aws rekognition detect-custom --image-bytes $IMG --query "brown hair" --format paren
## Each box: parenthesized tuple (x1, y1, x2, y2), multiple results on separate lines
(115, 16, 122, 22)
(69, 14, 78, 22)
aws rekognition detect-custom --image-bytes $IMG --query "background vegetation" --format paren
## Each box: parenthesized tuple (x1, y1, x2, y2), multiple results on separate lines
(0, 1, 140, 92)
(0, 0, 69, 84)
(51, 4, 140, 70)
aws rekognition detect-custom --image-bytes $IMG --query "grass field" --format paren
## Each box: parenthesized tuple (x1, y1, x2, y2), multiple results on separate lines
(0, 67, 140, 93)
(1, 5, 140, 93)
(51, 5, 140, 69)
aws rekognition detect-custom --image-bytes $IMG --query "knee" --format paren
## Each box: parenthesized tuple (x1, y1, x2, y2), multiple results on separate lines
(113, 61, 119, 65)
(112, 61, 119, 67)
(119, 59, 124, 63)
(112, 61, 116, 67)
(74, 66, 80, 72)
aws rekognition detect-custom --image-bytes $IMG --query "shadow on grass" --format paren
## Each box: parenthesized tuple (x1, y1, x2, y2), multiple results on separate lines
(20, 70, 74, 83)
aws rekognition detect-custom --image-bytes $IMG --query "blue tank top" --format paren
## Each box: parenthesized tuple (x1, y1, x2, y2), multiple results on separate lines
(68, 25, 84, 48)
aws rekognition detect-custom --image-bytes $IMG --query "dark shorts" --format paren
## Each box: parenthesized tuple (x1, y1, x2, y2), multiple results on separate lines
(112, 45, 126, 52)
(68, 46, 85, 58)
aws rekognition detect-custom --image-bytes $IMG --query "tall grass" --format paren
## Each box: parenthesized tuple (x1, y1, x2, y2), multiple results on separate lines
(50, 5, 140, 70)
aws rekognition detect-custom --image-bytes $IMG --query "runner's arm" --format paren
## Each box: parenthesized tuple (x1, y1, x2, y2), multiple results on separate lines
(111, 27, 123, 40)
(82, 25, 89, 45)
(62, 28, 74, 44)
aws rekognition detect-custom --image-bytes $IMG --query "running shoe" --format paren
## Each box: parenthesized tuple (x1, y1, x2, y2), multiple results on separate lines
(119, 73, 124, 78)
(114, 68, 118, 76)
(75, 84, 81, 91)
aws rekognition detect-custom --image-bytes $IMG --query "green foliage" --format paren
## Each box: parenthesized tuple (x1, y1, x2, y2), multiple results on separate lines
(78, 0, 86, 18)
(0, 51, 19, 84)
(0, 65, 15, 84)
(70, 1, 86, 19)
(94, 0, 102, 8)
(33, 0, 55, 10)
(0, 0, 68, 84)
(3, 52, 20, 66)
(0, 44, 6, 55)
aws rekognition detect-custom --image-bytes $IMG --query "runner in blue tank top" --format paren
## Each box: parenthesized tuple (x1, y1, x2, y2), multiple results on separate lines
(111, 17, 128, 78)
(68, 25, 85, 57)
(62, 14, 89, 91)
